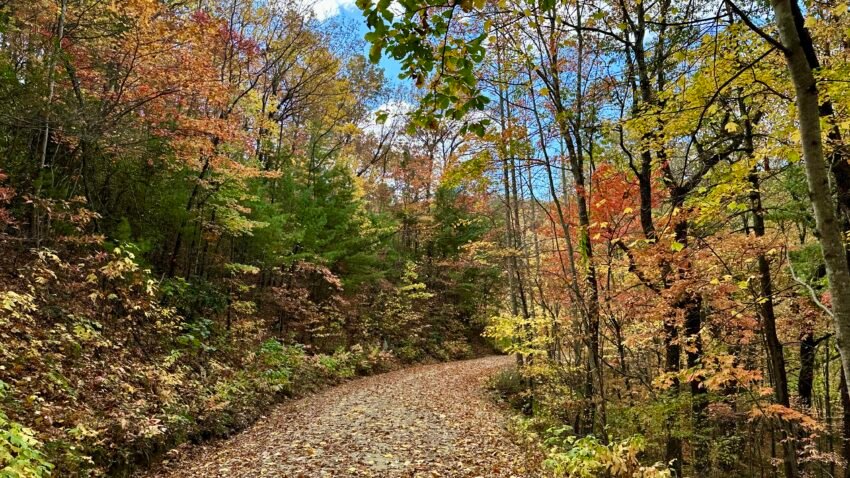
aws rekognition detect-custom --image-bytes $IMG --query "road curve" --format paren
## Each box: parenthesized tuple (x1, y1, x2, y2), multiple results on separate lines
(145, 355, 538, 477)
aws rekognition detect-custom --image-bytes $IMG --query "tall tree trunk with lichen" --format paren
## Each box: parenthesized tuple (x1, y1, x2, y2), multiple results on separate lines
(770, 0, 850, 407)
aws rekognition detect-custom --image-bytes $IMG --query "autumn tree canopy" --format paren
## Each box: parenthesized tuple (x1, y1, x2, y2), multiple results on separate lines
(2, 0, 850, 476)
(356, 0, 850, 475)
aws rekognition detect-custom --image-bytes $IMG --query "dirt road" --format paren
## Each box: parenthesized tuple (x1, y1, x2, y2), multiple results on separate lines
(145, 355, 538, 477)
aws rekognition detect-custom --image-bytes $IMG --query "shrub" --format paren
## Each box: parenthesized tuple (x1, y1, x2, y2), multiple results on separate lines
(394, 344, 422, 363)
(441, 339, 473, 360)
(542, 432, 671, 478)
(317, 349, 355, 379)
(350, 344, 397, 374)
(258, 340, 305, 393)
(510, 416, 671, 478)
(0, 382, 53, 477)
(489, 368, 530, 411)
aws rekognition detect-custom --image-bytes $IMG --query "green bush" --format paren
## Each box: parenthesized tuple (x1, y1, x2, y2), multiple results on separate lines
(317, 350, 356, 379)
(258, 340, 305, 393)
(0, 382, 53, 477)
(394, 344, 422, 363)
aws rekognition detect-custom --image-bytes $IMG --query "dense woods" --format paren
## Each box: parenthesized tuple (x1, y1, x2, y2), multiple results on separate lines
(359, 0, 850, 476)
(2, 0, 850, 476)
(0, 0, 500, 475)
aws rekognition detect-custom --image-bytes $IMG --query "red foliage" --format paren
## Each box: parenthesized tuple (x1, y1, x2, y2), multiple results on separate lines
(588, 163, 643, 242)
(0, 171, 15, 227)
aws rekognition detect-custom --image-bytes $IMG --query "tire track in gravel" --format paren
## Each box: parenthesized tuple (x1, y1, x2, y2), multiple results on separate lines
(145, 355, 539, 477)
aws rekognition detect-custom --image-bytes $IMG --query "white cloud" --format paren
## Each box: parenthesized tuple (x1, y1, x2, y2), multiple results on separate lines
(360, 100, 413, 138)
(309, 0, 357, 20)
(387, 1, 405, 17)
(301, 0, 403, 21)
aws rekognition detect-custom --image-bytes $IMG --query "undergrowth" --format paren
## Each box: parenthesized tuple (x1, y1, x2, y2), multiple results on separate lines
(489, 368, 672, 478)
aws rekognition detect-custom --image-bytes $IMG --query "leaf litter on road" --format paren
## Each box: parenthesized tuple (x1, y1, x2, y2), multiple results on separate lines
(144, 356, 539, 477)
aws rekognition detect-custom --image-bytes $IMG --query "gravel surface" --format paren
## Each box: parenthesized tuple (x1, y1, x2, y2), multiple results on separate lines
(144, 355, 539, 477)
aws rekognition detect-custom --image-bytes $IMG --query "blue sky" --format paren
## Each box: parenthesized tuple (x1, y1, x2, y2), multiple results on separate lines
(324, 5, 404, 84)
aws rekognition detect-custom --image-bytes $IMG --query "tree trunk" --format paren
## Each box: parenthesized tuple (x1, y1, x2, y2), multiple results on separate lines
(840, 367, 850, 478)
(771, 0, 850, 403)
(742, 97, 798, 476)
(671, 212, 708, 475)
(799, 331, 815, 408)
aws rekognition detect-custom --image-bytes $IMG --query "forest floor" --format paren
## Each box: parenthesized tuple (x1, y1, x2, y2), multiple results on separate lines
(143, 355, 540, 478)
